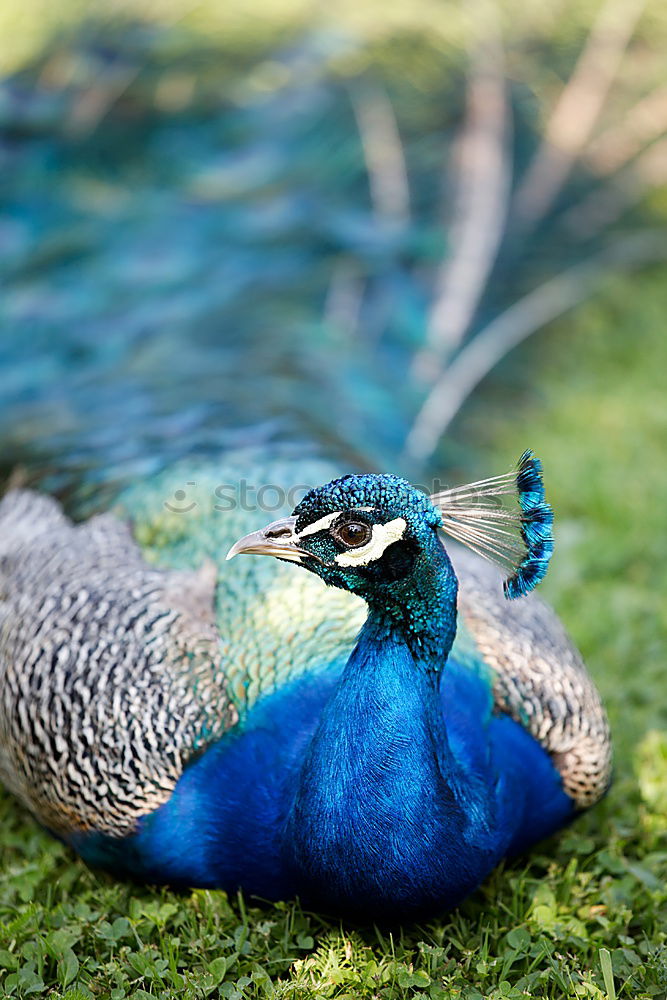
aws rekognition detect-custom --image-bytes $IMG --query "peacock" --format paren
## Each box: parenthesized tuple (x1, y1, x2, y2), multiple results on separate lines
(0, 448, 610, 917)
(0, 20, 623, 918)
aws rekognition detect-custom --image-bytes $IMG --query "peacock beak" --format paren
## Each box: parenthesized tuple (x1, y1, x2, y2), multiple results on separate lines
(225, 515, 309, 563)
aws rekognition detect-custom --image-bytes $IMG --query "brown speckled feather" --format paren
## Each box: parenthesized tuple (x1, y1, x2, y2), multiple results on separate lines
(0, 490, 237, 837)
(451, 545, 611, 808)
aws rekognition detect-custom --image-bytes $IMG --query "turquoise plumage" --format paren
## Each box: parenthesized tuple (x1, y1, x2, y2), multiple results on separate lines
(0, 25, 614, 917)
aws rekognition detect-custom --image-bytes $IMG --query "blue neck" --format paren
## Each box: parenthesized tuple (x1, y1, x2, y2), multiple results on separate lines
(360, 539, 458, 666)
(284, 541, 479, 914)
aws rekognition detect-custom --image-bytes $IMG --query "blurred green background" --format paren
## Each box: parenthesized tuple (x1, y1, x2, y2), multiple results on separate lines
(1, 0, 667, 997)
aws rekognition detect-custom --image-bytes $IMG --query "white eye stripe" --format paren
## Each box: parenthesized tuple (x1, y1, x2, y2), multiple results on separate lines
(334, 517, 407, 567)
(297, 506, 375, 539)
(298, 511, 343, 538)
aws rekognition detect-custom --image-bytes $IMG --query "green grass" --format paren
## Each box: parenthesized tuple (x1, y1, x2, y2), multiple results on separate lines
(2, 273, 667, 997)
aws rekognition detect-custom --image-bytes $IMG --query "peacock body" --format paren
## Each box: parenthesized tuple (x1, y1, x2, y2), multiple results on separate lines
(0, 451, 611, 917)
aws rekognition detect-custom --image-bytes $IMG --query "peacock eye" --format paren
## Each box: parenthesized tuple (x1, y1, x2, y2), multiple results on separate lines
(333, 520, 372, 549)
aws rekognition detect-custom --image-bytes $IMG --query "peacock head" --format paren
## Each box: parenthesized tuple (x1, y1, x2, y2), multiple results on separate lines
(228, 473, 444, 603)
(226, 451, 555, 602)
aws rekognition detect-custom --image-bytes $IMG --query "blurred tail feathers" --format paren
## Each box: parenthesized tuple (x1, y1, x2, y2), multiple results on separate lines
(1, 22, 666, 500)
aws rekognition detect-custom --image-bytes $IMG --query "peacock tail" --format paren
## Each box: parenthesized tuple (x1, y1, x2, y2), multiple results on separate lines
(2, 21, 664, 500)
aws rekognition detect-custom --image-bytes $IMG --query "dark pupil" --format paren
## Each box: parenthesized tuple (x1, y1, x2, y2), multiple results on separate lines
(339, 522, 369, 547)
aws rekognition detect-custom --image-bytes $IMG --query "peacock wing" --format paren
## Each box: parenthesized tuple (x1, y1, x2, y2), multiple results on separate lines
(449, 544, 611, 809)
(0, 489, 237, 838)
